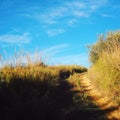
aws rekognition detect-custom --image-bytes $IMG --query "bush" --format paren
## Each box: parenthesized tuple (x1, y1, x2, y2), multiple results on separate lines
(88, 35, 106, 64)
(88, 30, 120, 104)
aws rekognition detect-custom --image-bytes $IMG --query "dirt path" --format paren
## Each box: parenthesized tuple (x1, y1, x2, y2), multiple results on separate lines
(80, 73, 120, 120)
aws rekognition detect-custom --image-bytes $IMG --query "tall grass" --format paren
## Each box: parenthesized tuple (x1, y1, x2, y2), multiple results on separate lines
(0, 51, 88, 120)
(88, 31, 120, 104)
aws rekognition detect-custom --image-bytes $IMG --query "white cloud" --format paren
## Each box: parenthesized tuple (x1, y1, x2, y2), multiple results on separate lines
(68, 19, 78, 26)
(38, 2, 88, 25)
(42, 44, 69, 56)
(46, 28, 65, 36)
(37, 6, 68, 25)
(101, 13, 113, 18)
(66, 2, 85, 9)
(72, 11, 89, 18)
(30, 0, 108, 26)
(0, 33, 31, 44)
(21, 0, 108, 35)
(90, 5, 98, 11)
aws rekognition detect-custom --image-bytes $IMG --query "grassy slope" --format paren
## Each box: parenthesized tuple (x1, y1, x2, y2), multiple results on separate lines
(0, 64, 107, 120)
(88, 31, 120, 105)
(0, 64, 89, 119)
(0, 31, 119, 120)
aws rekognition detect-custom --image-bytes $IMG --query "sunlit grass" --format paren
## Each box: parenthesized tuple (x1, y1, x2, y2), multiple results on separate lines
(88, 31, 120, 104)
(0, 51, 89, 119)
(0, 52, 89, 120)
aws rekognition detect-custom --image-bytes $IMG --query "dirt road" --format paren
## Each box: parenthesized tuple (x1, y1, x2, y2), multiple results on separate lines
(80, 73, 120, 120)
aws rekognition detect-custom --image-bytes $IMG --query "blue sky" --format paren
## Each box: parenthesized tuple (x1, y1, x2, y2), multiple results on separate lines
(0, 0, 120, 67)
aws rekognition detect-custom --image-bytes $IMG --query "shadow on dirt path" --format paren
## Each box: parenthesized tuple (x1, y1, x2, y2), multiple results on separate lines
(53, 74, 107, 120)
(0, 72, 119, 120)
(80, 73, 120, 120)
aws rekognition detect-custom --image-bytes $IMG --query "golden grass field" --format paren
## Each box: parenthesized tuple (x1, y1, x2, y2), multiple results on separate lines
(0, 31, 120, 120)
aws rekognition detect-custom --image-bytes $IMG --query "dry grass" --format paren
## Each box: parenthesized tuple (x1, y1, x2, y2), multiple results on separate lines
(88, 31, 120, 104)
(0, 52, 88, 120)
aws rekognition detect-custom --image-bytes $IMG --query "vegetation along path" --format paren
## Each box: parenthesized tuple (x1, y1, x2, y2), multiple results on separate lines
(0, 64, 119, 120)
(77, 73, 120, 120)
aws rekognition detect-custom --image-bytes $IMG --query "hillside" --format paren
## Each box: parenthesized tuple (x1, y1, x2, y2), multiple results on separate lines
(0, 31, 120, 120)
(0, 64, 86, 120)
(0, 63, 119, 120)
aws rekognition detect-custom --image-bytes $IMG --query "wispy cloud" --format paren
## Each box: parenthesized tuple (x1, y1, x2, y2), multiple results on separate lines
(36, 2, 87, 25)
(0, 33, 31, 44)
(72, 11, 89, 18)
(30, 0, 108, 25)
(66, 1, 85, 9)
(20, 0, 108, 37)
(68, 19, 78, 26)
(101, 13, 113, 18)
(46, 28, 65, 36)
(42, 44, 69, 56)
(41, 44, 89, 67)
(39, 6, 68, 25)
